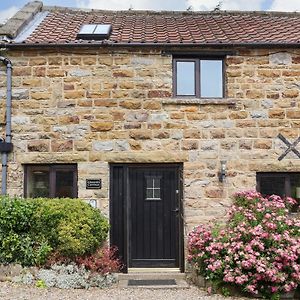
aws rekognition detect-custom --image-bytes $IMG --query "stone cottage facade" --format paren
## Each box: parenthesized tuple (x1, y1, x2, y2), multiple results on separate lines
(1, 1, 300, 271)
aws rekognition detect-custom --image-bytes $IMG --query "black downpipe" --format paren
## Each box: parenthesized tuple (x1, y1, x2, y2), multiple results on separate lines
(0, 56, 13, 195)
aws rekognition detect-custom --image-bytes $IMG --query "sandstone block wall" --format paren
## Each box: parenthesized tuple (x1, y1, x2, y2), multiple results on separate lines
(0, 47, 300, 231)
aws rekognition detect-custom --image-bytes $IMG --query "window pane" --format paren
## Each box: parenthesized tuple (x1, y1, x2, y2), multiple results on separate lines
(176, 61, 195, 96)
(153, 178, 160, 188)
(146, 178, 153, 189)
(200, 60, 223, 98)
(154, 188, 161, 199)
(27, 167, 50, 198)
(145, 176, 161, 200)
(259, 176, 285, 198)
(146, 189, 153, 199)
(55, 171, 74, 198)
(290, 174, 300, 199)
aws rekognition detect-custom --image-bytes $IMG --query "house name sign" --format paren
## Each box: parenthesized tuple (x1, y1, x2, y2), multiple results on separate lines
(86, 179, 102, 189)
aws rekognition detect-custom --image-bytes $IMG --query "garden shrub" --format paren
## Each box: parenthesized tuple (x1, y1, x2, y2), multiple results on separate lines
(0, 196, 109, 266)
(30, 198, 109, 257)
(188, 191, 300, 299)
(74, 245, 123, 275)
(0, 196, 52, 266)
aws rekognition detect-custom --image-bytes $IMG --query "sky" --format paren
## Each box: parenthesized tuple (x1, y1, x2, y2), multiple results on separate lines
(1, 0, 300, 24)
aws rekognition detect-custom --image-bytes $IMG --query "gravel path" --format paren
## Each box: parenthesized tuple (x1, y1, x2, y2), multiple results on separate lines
(0, 281, 248, 300)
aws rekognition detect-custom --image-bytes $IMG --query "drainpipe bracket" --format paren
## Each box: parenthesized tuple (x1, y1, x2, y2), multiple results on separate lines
(0, 142, 13, 153)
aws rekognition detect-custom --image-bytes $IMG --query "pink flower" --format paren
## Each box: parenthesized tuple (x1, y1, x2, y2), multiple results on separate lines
(207, 286, 212, 295)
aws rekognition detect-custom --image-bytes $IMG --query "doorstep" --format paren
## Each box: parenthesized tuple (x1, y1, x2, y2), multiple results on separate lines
(118, 269, 189, 289)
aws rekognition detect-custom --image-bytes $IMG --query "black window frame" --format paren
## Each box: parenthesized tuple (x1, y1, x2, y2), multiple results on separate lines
(173, 57, 225, 99)
(256, 172, 300, 212)
(24, 164, 78, 198)
(256, 173, 290, 198)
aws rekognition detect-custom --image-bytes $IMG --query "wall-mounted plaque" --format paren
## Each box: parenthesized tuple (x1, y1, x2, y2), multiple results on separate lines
(86, 179, 102, 189)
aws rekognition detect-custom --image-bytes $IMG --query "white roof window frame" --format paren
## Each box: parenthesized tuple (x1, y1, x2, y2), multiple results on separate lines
(76, 24, 112, 40)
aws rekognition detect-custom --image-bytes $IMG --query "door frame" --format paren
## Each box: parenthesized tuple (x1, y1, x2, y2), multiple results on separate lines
(109, 163, 184, 273)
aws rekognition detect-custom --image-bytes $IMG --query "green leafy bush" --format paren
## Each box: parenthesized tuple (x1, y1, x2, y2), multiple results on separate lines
(0, 196, 52, 266)
(0, 196, 109, 266)
(30, 198, 109, 258)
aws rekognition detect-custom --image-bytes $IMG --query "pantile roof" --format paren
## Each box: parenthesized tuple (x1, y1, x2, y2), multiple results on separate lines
(2, 1, 300, 46)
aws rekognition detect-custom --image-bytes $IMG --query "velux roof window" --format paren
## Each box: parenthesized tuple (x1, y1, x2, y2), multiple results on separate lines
(76, 24, 112, 40)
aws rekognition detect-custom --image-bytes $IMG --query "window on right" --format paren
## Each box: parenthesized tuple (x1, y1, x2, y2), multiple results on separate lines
(173, 58, 224, 98)
(256, 172, 300, 212)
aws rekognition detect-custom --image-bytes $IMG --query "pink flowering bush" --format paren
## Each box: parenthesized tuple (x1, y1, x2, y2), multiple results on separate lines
(188, 191, 300, 299)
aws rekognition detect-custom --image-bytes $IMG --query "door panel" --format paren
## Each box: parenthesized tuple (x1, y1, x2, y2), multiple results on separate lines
(129, 166, 179, 268)
(110, 164, 182, 271)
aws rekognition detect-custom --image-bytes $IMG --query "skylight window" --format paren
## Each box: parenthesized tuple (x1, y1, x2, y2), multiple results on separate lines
(76, 24, 112, 40)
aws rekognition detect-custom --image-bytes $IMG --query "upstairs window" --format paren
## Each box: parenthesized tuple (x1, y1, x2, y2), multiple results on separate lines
(24, 164, 77, 198)
(173, 58, 224, 98)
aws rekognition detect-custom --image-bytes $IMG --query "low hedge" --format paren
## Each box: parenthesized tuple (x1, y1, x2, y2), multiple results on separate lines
(0, 196, 109, 266)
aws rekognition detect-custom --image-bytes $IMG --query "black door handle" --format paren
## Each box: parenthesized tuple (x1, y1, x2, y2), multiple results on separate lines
(172, 208, 179, 213)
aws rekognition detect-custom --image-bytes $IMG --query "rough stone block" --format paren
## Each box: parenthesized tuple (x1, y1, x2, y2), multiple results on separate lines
(229, 111, 247, 119)
(210, 129, 225, 139)
(57, 116, 79, 125)
(115, 140, 130, 151)
(13, 67, 32, 76)
(82, 57, 97, 65)
(150, 113, 168, 122)
(287, 110, 300, 119)
(182, 140, 198, 150)
(68, 69, 92, 77)
(120, 100, 141, 109)
(47, 69, 65, 77)
(64, 90, 85, 99)
(29, 57, 47, 66)
(11, 116, 30, 125)
(250, 110, 268, 119)
(153, 131, 169, 139)
(31, 91, 51, 100)
(94, 99, 118, 107)
(261, 99, 274, 108)
(48, 57, 63, 65)
(268, 109, 285, 119)
(283, 89, 299, 98)
(143, 100, 161, 110)
(91, 121, 113, 132)
(28, 141, 50, 152)
(113, 70, 134, 77)
(246, 90, 264, 99)
(254, 139, 272, 149)
(93, 141, 114, 151)
(186, 113, 207, 120)
(205, 188, 223, 198)
(269, 52, 292, 65)
(51, 140, 73, 152)
(126, 111, 149, 122)
(129, 130, 152, 140)
(12, 89, 29, 100)
(200, 141, 218, 151)
(148, 90, 172, 98)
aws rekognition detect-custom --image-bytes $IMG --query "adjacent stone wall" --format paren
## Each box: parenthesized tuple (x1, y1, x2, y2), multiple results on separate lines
(0, 47, 300, 231)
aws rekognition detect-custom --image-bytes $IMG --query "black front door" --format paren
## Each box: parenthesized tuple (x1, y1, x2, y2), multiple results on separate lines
(129, 166, 180, 268)
(110, 164, 183, 271)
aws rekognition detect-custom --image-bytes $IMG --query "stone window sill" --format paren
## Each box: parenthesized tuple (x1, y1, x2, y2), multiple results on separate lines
(162, 98, 236, 105)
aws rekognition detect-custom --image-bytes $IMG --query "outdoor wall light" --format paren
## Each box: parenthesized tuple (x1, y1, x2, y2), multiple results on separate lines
(219, 160, 227, 183)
